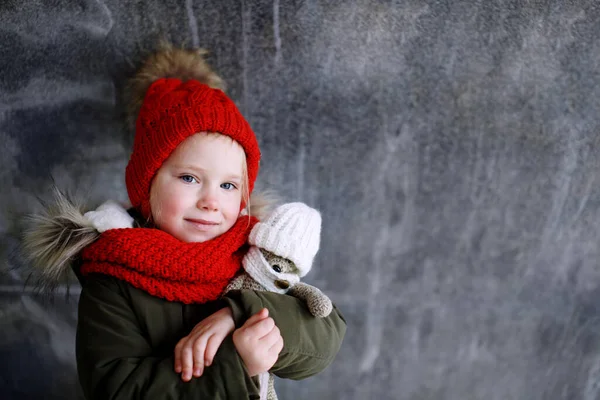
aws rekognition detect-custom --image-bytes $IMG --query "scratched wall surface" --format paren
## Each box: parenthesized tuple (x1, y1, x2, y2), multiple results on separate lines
(2, 1, 600, 399)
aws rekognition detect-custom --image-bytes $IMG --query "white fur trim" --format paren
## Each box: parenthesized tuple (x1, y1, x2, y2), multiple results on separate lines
(242, 247, 300, 294)
(249, 202, 321, 277)
(83, 200, 134, 233)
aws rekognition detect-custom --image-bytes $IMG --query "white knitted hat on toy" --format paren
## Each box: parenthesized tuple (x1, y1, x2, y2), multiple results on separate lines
(249, 202, 321, 277)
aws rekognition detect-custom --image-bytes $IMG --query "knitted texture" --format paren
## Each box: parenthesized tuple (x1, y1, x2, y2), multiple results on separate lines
(288, 282, 333, 318)
(242, 246, 300, 293)
(126, 78, 261, 218)
(249, 202, 321, 277)
(80, 216, 257, 304)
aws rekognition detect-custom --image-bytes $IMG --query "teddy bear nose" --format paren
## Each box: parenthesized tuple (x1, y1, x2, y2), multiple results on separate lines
(275, 280, 289, 289)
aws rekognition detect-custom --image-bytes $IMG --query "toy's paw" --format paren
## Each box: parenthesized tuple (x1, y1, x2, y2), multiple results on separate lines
(307, 294, 333, 318)
(84, 200, 134, 232)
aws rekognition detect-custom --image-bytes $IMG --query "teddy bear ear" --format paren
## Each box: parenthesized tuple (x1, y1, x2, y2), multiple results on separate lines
(281, 258, 298, 273)
(124, 41, 225, 134)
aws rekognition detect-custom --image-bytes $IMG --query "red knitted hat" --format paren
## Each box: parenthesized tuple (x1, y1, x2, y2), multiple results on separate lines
(125, 77, 260, 218)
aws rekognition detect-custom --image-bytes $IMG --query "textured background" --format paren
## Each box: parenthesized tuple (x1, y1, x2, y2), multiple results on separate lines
(2, 1, 600, 399)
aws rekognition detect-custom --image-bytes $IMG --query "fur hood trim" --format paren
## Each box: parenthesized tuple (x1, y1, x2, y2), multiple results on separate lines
(21, 187, 100, 293)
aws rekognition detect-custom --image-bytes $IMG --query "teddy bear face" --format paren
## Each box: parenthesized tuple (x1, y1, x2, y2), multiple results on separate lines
(259, 248, 298, 290)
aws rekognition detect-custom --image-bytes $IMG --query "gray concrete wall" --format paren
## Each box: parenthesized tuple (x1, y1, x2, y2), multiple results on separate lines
(2, 1, 600, 399)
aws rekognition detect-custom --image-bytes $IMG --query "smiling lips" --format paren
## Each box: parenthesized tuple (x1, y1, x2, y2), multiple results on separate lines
(185, 218, 219, 230)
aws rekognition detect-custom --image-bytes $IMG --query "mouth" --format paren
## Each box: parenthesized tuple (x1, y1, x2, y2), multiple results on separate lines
(185, 218, 220, 230)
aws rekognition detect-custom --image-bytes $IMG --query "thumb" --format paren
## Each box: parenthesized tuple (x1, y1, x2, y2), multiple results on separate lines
(242, 308, 269, 327)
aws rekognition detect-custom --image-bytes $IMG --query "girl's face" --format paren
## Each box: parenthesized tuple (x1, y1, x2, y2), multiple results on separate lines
(149, 133, 245, 243)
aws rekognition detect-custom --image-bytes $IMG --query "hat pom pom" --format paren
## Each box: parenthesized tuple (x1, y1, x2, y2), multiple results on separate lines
(125, 42, 225, 133)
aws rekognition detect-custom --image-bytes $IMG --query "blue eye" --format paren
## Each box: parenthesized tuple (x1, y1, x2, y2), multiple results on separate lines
(221, 182, 236, 190)
(180, 175, 197, 184)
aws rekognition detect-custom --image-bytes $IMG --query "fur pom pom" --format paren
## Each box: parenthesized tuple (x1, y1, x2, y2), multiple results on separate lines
(126, 42, 225, 132)
(21, 187, 99, 294)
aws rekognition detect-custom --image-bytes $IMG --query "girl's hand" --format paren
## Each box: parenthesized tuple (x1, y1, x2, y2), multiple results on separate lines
(232, 308, 284, 377)
(174, 307, 235, 382)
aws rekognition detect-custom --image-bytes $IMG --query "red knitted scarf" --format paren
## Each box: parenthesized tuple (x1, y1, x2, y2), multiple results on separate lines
(80, 216, 257, 304)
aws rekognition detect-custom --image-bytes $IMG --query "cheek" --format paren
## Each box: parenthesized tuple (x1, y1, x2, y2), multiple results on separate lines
(150, 182, 183, 222)
(157, 196, 180, 216)
(223, 194, 242, 219)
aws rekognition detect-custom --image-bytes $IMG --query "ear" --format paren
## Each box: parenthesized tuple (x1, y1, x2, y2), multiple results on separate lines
(259, 248, 272, 259)
(279, 258, 297, 274)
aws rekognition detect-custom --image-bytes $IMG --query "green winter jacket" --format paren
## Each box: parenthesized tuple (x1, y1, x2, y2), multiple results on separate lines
(76, 273, 346, 399)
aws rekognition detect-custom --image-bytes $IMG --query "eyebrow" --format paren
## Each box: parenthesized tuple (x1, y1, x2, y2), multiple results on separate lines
(175, 164, 242, 181)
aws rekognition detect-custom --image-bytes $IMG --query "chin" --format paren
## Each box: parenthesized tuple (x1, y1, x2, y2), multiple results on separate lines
(187, 232, 220, 243)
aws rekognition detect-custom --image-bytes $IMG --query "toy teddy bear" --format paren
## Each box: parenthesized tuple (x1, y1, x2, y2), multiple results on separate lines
(223, 201, 332, 400)
(225, 202, 332, 317)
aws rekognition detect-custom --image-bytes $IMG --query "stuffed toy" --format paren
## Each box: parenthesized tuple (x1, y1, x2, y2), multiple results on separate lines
(225, 202, 331, 316)
(224, 202, 332, 400)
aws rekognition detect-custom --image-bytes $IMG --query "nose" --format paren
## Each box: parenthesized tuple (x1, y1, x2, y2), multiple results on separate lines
(197, 186, 219, 211)
(275, 280, 290, 290)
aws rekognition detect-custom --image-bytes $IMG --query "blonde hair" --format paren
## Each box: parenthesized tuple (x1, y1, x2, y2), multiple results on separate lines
(148, 132, 250, 225)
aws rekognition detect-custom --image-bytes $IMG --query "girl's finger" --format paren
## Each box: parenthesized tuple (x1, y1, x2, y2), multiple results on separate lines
(259, 324, 281, 349)
(244, 316, 276, 339)
(241, 308, 269, 328)
(174, 338, 185, 374)
(269, 335, 284, 355)
(192, 335, 209, 377)
(204, 333, 223, 367)
(181, 344, 194, 381)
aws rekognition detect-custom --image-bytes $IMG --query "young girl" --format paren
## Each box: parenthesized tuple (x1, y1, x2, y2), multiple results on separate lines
(24, 44, 346, 399)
